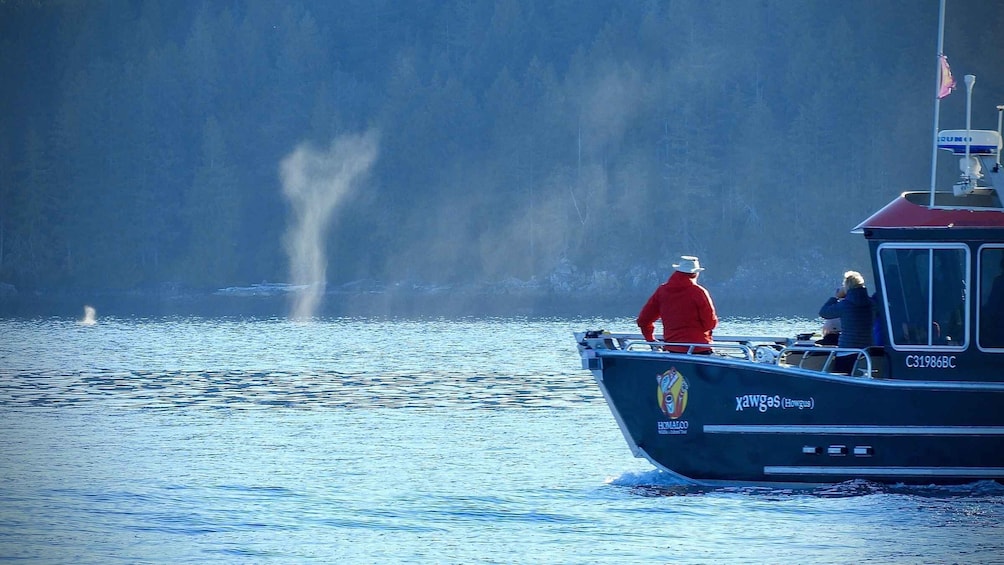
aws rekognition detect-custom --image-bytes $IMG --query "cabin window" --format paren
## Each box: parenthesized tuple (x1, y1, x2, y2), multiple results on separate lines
(978, 246, 1004, 349)
(878, 244, 968, 349)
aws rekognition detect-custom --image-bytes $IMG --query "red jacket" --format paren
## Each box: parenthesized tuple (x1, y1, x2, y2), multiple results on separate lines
(636, 271, 718, 352)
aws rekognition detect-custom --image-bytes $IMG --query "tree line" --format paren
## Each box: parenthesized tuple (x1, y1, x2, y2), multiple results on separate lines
(1, 0, 1002, 305)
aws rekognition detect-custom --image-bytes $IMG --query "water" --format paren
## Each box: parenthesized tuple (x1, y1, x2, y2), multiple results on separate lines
(1, 315, 1002, 564)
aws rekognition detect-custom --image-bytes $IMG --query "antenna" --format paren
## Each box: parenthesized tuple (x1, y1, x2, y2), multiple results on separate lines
(954, 75, 981, 196)
(998, 104, 1004, 170)
(929, 0, 948, 207)
(966, 74, 975, 156)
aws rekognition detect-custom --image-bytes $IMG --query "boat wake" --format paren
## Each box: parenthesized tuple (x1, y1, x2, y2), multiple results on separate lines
(606, 469, 708, 496)
(607, 470, 1004, 499)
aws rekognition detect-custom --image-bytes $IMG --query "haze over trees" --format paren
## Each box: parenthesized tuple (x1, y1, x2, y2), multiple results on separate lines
(1, 0, 1002, 312)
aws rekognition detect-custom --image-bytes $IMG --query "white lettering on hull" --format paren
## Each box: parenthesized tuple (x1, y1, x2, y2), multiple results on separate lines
(735, 394, 815, 412)
(905, 355, 957, 369)
(658, 420, 690, 435)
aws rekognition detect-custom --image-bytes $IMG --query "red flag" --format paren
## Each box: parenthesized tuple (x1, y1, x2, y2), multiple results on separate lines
(938, 55, 956, 99)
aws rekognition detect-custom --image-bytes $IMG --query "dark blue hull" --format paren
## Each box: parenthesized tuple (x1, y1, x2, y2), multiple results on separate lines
(591, 349, 1004, 484)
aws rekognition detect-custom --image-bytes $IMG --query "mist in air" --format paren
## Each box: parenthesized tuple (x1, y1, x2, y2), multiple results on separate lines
(280, 132, 379, 320)
(79, 305, 96, 326)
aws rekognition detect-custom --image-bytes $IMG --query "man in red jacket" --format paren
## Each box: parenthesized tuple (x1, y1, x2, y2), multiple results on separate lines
(636, 255, 719, 353)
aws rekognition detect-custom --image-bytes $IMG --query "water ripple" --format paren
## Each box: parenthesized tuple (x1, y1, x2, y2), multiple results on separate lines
(0, 316, 611, 411)
(3, 316, 1000, 564)
(0, 368, 601, 411)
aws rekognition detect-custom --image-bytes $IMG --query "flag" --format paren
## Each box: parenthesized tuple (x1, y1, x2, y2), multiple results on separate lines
(938, 54, 956, 99)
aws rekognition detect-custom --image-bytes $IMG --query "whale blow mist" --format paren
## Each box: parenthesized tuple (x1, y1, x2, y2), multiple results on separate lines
(280, 132, 379, 320)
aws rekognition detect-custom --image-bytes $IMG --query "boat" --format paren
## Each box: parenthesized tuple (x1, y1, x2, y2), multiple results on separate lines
(575, 35, 1004, 486)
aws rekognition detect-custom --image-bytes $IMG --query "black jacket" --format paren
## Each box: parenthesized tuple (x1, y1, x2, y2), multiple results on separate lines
(819, 287, 873, 349)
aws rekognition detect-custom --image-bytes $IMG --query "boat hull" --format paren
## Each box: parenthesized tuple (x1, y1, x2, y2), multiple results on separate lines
(592, 350, 1004, 484)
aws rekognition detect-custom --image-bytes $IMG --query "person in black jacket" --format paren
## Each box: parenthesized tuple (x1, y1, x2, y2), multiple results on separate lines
(819, 270, 873, 373)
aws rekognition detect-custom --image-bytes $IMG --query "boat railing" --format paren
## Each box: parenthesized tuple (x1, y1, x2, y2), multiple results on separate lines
(576, 331, 792, 362)
(623, 338, 757, 361)
(576, 330, 881, 377)
(777, 345, 878, 378)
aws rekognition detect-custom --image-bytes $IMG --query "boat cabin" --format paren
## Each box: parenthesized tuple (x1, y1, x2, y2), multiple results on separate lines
(855, 125, 1004, 381)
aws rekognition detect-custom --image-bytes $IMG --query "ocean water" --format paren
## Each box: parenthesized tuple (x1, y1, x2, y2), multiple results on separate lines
(1, 314, 1002, 564)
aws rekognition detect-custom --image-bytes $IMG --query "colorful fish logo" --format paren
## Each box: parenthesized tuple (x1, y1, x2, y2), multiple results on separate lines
(657, 368, 689, 419)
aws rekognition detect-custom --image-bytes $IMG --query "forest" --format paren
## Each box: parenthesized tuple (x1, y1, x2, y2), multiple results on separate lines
(2, 0, 1003, 315)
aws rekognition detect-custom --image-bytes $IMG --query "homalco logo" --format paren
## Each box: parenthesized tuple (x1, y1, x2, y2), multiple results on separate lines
(656, 368, 689, 419)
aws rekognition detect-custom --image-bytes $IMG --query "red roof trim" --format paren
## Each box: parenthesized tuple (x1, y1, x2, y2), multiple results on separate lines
(854, 192, 1004, 231)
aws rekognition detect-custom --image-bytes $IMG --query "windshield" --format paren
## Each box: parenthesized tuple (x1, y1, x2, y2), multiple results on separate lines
(878, 244, 968, 349)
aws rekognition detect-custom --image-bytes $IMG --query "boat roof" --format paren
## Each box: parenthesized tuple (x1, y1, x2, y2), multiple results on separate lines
(853, 189, 1004, 233)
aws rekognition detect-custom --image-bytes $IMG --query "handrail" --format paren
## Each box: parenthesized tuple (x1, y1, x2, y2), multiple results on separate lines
(576, 332, 780, 362)
(576, 330, 878, 378)
(577, 331, 790, 347)
(778, 345, 875, 377)
(622, 338, 756, 361)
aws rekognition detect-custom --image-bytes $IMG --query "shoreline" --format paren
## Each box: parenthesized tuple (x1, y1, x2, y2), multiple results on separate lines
(0, 286, 824, 320)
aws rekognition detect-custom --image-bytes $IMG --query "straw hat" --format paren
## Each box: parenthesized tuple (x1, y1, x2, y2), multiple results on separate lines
(673, 255, 705, 274)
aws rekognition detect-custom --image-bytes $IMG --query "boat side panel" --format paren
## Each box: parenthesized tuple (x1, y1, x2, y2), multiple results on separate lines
(596, 352, 1004, 483)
